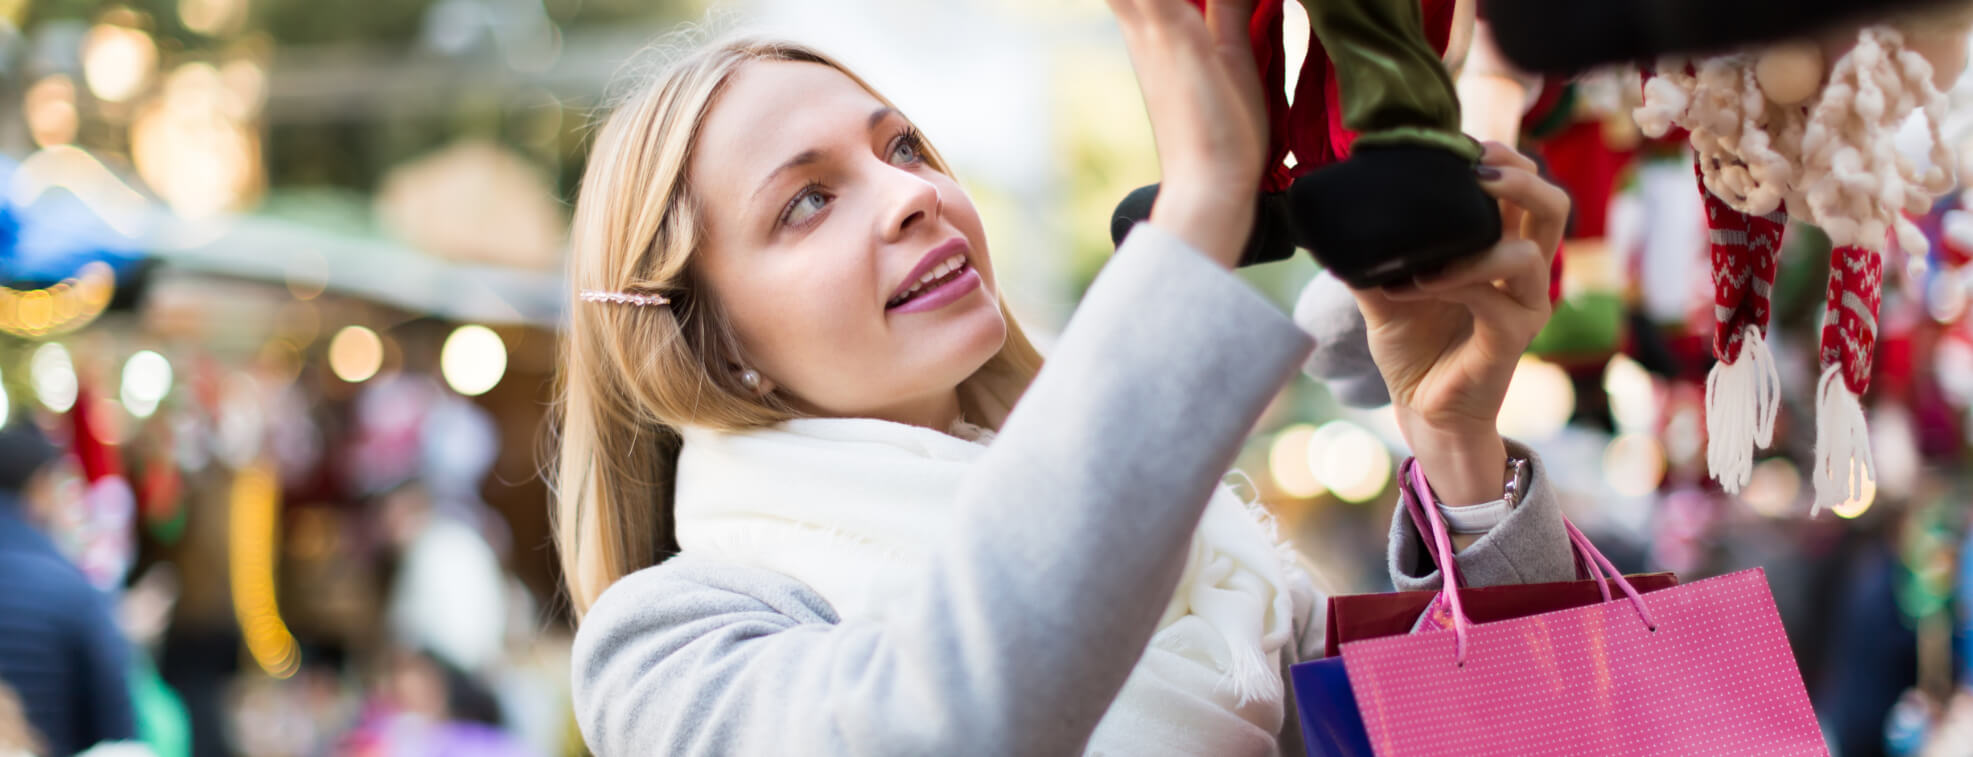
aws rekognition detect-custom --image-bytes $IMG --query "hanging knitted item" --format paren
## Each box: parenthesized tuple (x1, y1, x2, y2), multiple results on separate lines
(1815, 241, 1882, 513)
(1697, 169, 1786, 494)
(1637, 18, 1965, 511)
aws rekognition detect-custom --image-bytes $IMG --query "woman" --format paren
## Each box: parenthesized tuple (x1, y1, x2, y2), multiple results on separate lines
(557, 1, 1575, 754)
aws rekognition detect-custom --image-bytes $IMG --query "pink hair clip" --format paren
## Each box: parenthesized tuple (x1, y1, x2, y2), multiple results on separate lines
(579, 289, 671, 307)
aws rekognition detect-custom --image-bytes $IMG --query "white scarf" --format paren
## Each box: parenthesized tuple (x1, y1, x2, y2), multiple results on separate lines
(673, 418, 1297, 757)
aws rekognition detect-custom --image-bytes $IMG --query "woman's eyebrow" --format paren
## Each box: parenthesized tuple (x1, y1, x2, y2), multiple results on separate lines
(748, 108, 902, 205)
(866, 106, 897, 131)
(752, 149, 824, 205)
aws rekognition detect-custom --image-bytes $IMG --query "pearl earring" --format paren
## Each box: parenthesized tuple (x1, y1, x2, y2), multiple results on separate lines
(739, 369, 761, 391)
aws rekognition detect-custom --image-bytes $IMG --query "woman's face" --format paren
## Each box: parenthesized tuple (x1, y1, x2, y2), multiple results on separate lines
(689, 61, 1006, 428)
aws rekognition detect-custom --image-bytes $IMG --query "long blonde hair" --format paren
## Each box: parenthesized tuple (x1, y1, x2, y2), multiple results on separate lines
(553, 37, 1044, 616)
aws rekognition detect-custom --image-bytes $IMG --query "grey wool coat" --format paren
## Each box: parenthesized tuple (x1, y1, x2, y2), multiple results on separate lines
(570, 223, 1579, 756)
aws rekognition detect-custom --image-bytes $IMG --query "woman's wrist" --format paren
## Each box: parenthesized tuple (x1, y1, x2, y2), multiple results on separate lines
(1148, 181, 1254, 269)
(1404, 424, 1509, 508)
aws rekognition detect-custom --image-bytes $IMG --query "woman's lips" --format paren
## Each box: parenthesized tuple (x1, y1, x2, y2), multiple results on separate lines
(889, 237, 971, 304)
(887, 260, 982, 314)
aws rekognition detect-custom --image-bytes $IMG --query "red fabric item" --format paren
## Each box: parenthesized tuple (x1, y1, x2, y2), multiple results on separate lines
(68, 383, 121, 483)
(1535, 121, 1633, 240)
(1699, 159, 1786, 365)
(1193, 0, 1458, 189)
(1550, 244, 1564, 305)
(1822, 243, 1885, 395)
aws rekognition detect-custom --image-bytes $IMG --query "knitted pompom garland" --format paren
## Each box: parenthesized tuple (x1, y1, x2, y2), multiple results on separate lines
(1636, 24, 1960, 511)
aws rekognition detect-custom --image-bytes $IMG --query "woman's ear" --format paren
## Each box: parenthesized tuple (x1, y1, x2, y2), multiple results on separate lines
(732, 365, 776, 396)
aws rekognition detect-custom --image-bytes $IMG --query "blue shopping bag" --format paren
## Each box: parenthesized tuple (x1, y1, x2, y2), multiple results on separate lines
(1288, 657, 1373, 757)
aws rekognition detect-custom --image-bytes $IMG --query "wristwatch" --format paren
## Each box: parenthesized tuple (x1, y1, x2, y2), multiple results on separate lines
(1435, 456, 1530, 535)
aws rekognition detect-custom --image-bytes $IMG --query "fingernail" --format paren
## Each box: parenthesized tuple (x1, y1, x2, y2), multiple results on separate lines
(1474, 165, 1503, 181)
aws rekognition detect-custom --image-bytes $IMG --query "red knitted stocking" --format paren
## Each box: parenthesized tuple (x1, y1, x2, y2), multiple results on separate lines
(1812, 242, 1882, 514)
(1699, 159, 1785, 493)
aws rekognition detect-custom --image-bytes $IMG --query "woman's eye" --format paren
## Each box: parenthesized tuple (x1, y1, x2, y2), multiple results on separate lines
(784, 187, 829, 227)
(889, 133, 924, 165)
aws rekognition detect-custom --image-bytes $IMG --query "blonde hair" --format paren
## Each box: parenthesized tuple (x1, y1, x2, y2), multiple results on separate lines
(552, 37, 1044, 616)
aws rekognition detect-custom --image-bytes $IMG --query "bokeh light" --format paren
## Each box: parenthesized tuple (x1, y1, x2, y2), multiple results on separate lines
(1603, 355, 1658, 434)
(1741, 458, 1804, 518)
(1870, 404, 1919, 502)
(81, 20, 158, 103)
(328, 326, 383, 383)
(1269, 424, 1324, 499)
(229, 463, 299, 679)
(1603, 433, 1668, 497)
(1830, 475, 1878, 519)
(0, 366, 10, 428)
(131, 61, 264, 219)
(1940, 336, 1973, 408)
(23, 75, 79, 147)
(1308, 420, 1391, 504)
(30, 342, 77, 413)
(1497, 356, 1576, 441)
(120, 350, 172, 419)
(440, 324, 507, 397)
(179, 0, 247, 37)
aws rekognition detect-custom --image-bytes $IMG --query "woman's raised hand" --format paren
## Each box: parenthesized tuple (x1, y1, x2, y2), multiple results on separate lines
(1355, 143, 1570, 506)
(1108, 0, 1268, 268)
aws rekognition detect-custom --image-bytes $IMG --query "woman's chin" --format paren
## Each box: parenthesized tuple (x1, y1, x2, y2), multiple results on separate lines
(916, 301, 1007, 376)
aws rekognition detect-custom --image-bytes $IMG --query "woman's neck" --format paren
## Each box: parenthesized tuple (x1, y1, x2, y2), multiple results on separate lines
(866, 389, 966, 433)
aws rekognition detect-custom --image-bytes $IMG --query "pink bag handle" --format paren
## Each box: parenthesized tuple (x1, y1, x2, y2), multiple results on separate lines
(1401, 458, 1657, 666)
(1398, 459, 1603, 594)
(1400, 459, 1623, 598)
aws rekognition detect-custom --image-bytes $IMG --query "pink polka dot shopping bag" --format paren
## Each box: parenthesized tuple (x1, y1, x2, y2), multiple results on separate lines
(1291, 458, 1827, 756)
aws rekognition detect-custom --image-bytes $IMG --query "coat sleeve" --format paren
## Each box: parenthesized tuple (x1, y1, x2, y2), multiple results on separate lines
(1385, 439, 1579, 591)
(571, 222, 1315, 757)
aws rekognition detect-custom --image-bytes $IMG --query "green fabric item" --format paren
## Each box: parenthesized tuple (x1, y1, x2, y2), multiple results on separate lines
(130, 654, 191, 757)
(1303, 0, 1480, 160)
(1528, 292, 1625, 358)
(1522, 85, 1579, 142)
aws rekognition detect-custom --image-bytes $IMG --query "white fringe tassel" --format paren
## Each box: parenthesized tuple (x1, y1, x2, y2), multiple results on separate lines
(1705, 327, 1782, 493)
(1812, 363, 1875, 517)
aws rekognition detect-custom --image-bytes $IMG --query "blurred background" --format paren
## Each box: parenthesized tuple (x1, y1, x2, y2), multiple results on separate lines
(0, 0, 1968, 755)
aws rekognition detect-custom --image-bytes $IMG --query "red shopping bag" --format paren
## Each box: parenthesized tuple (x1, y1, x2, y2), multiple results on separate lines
(1324, 573, 1681, 657)
(1331, 459, 1826, 755)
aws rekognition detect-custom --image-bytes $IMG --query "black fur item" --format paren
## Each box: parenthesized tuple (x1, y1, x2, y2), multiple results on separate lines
(1285, 144, 1501, 290)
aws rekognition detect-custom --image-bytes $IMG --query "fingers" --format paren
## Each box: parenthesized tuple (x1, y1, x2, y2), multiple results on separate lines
(1109, 0, 1202, 29)
(1476, 162, 1570, 260)
(1476, 142, 1540, 241)
(1385, 238, 1550, 313)
(1205, 0, 1259, 48)
(1478, 141, 1536, 173)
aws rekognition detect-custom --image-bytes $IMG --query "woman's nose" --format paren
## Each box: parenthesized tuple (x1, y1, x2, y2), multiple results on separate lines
(880, 169, 941, 242)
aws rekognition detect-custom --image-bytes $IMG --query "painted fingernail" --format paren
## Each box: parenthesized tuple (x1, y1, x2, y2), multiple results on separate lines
(1474, 165, 1503, 181)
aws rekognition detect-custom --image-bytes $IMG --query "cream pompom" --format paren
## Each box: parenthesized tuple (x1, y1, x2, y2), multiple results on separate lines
(1755, 41, 1825, 106)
